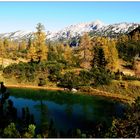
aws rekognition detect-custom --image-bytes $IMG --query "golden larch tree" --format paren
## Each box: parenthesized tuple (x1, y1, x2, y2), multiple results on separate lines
(27, 41, 37, 62)
(34, 23, 48, 62)
(78, 33, 92, 69)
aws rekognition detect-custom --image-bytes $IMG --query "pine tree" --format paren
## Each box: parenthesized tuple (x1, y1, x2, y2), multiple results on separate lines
(92, 46, 106, 68)
(118, 35, 129, 43)
(47, 43, 58, 61)
(132, 31, 140, 42)
(91, 37, 119, 72)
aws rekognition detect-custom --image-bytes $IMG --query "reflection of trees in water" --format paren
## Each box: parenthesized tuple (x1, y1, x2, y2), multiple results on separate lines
(65, 104, 73, 118)
(34, 99, 49, 137)
(0, 85, 18, 131)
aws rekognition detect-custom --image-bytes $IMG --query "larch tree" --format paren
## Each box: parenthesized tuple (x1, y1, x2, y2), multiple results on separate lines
(63, 44, 73, 65)
(78, 33, 92, 69)
(0, 39, 6, 67)
(56, 43, 65, 62)
(27, 41, 37, 62)
(3, 38, 9, 52)
(19, 39, 27, 51)
(34, 23, 48, 62)
(106, 40, 119, 71)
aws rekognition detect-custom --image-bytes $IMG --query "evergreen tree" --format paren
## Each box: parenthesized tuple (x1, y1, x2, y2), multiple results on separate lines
(47, 43, 58, 61)
(92, 46, 106, 68)
(132, 31, 140, 42)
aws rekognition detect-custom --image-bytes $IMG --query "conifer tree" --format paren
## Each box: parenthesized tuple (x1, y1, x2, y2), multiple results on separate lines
(47, 43, 58, 61)
(132, 31, 140, 42)
(34, 23, 48, 62)
(19, 39, 27, 51)
(63, 44, 73, 65)
(106, 40, 119, 71)
(27, 41, 37, 62)
(3, 38, 9, 51)
(78, 33, 92, 69)
(118, 35, 129, 43)
(0, 39, 6, 67)
(92, 46, 106, 68)
(56, 43, 65, 61)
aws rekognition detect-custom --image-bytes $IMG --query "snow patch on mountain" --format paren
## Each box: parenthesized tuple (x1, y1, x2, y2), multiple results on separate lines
(47, 20, 105, 40)
(0, 20, 139, 41)
(0, 30, 33, 41)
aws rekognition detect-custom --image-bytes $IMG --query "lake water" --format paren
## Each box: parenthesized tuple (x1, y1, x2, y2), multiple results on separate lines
(8, 88, 126, 135)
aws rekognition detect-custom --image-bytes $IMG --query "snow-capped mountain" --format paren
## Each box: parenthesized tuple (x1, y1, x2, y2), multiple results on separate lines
(0, 30, 34, 41)
(91, 22, 140, 37)
(47, 20, 105, 40)
(0, 20, 139, 41)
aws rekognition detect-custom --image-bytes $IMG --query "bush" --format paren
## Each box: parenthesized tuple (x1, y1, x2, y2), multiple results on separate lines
(3, 123, 20, 138)
(38, 78, 46, 86)
(47, 63, 64, 82)
(3, 62, 47, 83)
(79, 70, 91, 86)
(90, 68, 112, 86)
(58, 71, 80, 90)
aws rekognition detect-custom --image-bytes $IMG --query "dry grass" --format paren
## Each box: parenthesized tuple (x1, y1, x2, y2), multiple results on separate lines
(0, 57, 27, 68)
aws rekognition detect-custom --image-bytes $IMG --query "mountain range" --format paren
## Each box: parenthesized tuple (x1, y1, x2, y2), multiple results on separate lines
(0, 20, 139, 41)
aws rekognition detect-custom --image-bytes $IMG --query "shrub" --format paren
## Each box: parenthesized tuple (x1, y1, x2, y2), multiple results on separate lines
(90, 67, 112, 86)
(79, 70, 91, 86)
(58, 71, 80, 90)
(47, 63, 64, 82)
(38, 78, 46, 86)
(3, 123, 20, 138)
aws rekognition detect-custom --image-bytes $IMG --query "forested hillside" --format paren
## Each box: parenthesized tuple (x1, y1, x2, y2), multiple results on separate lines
(0, 22, 140, 138)
(0, 23, 140, 87)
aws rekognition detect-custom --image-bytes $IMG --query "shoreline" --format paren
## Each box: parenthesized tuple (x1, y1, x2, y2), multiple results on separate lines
(7, 84, 64, 91)
(6, 84, 135, 104)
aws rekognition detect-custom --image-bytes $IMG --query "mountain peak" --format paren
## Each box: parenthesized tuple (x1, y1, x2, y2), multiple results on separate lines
(0, 21, 139, 41)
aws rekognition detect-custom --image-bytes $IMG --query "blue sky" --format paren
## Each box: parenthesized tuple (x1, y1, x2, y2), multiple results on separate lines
(0, 1, 140, 33)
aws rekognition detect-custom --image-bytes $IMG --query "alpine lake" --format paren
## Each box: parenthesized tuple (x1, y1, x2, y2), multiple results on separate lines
(6, 87, 126, 137)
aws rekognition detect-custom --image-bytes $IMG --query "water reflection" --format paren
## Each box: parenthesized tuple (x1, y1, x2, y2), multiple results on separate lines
(8, 88, 126, 135)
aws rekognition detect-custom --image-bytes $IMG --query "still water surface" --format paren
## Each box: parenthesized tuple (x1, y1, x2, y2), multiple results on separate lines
(8, 88, 126, 133)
